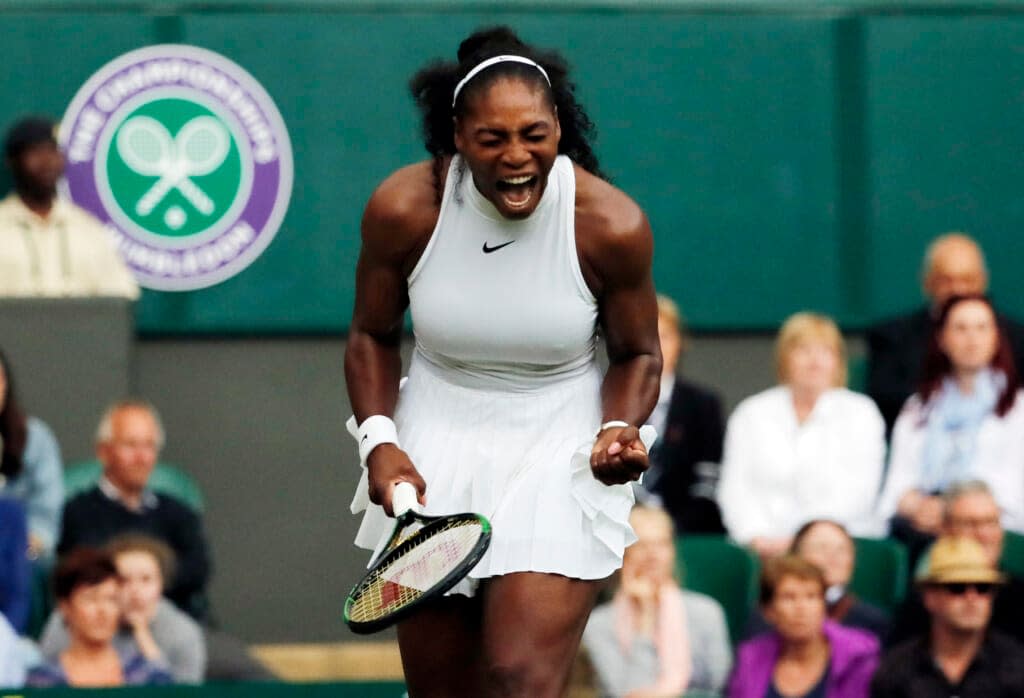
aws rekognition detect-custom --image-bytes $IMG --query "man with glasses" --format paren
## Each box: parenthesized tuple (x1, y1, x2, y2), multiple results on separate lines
(887, 480, 1024, 646)
(871, 536, 1024, 696)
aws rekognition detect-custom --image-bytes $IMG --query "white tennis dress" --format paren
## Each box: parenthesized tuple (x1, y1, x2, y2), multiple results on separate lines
(350, 155, 637, 591)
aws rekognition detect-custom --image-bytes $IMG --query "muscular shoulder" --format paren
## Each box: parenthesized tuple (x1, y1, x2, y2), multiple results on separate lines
(362, 161, 442, 256)
(574, 167, 652, 294)
(575, 167, 648, 247)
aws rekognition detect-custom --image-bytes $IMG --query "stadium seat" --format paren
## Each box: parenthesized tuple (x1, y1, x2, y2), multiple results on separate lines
(63, 459, 205, 512)
(848, 537, 908, 614)
(675, 535, 760, 645)
(26, 560, 52, 640)
(999, 530, 1024, 578)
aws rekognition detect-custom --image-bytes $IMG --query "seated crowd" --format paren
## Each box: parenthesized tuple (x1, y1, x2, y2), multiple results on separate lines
(27, 548, 173, 687)
(575, 232, 1024, 697)
(0, 114, 276, 685)
(0, 388, 272, 688)
(582, 487, 1024, 696)
(3, 110, 1024, 695)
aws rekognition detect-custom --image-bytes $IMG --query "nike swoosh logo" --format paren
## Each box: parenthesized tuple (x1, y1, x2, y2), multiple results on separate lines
(482, 240, 515, 254)
(360, 434, 368, 443)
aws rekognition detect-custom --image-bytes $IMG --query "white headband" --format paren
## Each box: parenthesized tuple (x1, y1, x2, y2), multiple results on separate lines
(452, 55, 552, 108)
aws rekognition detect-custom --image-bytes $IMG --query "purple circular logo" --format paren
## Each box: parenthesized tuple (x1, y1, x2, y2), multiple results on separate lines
(60, 45, 293, 291)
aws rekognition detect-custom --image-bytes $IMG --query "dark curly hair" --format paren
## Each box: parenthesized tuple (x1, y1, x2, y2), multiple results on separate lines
(409, 26, 604, 202)
(0, 349, 28, 480)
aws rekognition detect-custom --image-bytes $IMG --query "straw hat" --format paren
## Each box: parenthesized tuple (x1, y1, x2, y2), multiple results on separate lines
(917, 536, 1006, 585)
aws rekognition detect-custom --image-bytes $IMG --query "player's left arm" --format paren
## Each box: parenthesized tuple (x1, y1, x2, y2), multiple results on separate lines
(583, 187, 662, 485)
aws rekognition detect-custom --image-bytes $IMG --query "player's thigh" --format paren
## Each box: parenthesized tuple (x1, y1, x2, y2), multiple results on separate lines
(396, 593, 484, 698)
(480, 572, 605, 697)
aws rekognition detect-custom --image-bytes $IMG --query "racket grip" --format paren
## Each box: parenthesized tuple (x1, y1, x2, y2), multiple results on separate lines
(391, 481, 419, 517)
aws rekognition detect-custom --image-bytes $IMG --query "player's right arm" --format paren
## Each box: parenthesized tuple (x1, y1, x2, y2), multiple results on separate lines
(345, 162, 438, 515)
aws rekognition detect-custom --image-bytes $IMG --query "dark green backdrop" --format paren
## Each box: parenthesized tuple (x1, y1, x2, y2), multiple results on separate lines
(2, 1, 1023, 333)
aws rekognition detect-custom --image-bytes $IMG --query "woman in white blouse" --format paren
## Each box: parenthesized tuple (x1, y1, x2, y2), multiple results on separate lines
(877, 294, 1024, 541)
(718, 313, 886, 559)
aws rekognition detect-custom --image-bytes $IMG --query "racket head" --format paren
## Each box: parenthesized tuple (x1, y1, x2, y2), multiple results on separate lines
(116, 116, 172, 175)
(344, 511, 491, 634)
(175, 116, 230, 175)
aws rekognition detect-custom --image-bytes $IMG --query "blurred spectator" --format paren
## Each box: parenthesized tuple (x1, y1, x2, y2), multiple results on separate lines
(0, 115, 138, 298)
(745, 520, 889, 642)
(728, 555, 879, 698)
(583, 505, 732, 697)
(718, 312, 886, 558)
(40, 534, 206, 683)
(58, 400, 211, 620)
(888, 481, 1024, 647)
(876, 295, 1024, 557)
(871, 536, 1024, 697)
(0, 610, 26, 688)
(642, 294, 726, 533)
(0, 348, 64, 562)
(0, 498, 30, 633)
(26, 548, 171, 687)
(867, 233, 1024, 435)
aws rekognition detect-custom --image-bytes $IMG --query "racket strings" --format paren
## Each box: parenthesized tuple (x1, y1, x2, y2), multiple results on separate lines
(347, 519, 484, 623)
(385, 521, 424, 553)
(127, 132, 163, 163)
(177, 117, 230, 174)
(185, 133, 217, 161)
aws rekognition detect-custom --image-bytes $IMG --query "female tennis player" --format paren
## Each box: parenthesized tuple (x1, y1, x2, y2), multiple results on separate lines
(345, 26, 661, 697)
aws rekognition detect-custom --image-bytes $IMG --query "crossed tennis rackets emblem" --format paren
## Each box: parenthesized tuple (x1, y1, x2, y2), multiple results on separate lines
(116, 115, 231, 220)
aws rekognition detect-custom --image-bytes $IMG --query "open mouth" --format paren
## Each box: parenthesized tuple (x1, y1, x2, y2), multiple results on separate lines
(495, 175, 538, 210)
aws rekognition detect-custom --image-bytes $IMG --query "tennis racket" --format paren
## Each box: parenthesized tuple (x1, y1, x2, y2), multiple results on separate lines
(117, 115, 229, 217)
(344, 481, 492, 634)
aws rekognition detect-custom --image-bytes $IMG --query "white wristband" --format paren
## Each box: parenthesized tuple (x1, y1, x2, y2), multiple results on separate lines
(598, 420, 630, 434)
(357, 415, 400, 463)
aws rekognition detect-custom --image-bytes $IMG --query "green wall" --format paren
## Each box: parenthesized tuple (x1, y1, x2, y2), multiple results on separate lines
(2, 1, 1023, 332)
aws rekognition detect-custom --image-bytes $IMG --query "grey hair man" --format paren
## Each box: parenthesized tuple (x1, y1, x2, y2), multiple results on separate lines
(887, 480, 1024, 647)
(942, 481, 1006, 567)
(57, 400, 211, 620)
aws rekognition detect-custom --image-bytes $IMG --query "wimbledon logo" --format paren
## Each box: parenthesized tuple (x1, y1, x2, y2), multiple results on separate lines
(60, 45, 293, 290)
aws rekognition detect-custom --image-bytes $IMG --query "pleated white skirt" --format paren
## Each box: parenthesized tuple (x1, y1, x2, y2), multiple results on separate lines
(351, 351, 636, 594)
